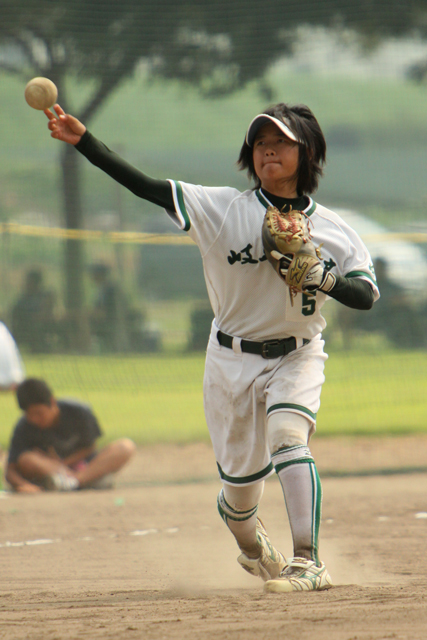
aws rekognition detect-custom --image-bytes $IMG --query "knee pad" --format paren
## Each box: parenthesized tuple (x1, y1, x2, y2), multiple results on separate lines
(267, 411, 313, 454)
(271, 444, 315, 475)
(217, 483, 264, 526)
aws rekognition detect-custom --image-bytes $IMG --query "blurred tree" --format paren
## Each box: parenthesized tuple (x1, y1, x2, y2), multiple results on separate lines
(0, 0, 426, 347)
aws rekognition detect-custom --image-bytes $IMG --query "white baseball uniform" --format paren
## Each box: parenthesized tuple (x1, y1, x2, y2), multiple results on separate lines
(166, 182, 379, 484)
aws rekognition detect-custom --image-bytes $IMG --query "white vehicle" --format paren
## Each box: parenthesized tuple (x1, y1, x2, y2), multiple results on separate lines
(336, 209, 427, 295)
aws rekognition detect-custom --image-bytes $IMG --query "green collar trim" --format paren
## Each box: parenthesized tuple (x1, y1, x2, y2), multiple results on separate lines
(305, 199, 316, 217)
(255, 190, 316, 217)
(255, 189, 270, 209)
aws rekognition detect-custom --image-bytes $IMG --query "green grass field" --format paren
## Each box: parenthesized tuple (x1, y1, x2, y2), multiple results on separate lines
(1, 348, 427, 451)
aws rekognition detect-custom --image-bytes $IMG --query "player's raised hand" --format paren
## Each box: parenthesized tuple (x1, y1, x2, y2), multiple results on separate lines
(44, 104, 86, 145)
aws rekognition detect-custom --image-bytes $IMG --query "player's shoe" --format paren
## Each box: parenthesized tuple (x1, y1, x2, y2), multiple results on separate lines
(237, 518, 287, 582)
(84, 473, 115, 490)
(264, 557, 333, 593)
(44, 473, 79, 492)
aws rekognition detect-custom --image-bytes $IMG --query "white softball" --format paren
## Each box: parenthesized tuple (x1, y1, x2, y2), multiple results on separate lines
(24, 77, 58, 110)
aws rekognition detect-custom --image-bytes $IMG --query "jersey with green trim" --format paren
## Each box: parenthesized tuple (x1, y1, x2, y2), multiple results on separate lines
(167, 181, 379, 340)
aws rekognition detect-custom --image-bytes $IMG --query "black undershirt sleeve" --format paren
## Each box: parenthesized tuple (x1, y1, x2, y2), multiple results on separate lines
(327, 275, 375, 310)
(75, 131, 175, 211)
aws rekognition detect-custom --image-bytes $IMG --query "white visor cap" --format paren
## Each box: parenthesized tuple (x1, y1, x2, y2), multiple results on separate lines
(245, 114, 300, 147)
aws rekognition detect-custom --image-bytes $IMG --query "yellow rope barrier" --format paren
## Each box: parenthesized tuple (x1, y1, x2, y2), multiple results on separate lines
(0, 223, 195, 245)
(1, 223, 427, 245)
(358, 232, 427, 244)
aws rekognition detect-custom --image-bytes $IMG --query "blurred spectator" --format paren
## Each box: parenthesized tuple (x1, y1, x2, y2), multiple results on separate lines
(5, 378, 135, 493)
(337, 258, 425, 349)
(188, 302, 214, 351)
(367, 258, 425, 348)
(11, 269, 57, 353)
(89, 263, 127, 352)
(126, 307, 161, 353)
(0, 322, 25, 390)
(89, 263, 161, 353)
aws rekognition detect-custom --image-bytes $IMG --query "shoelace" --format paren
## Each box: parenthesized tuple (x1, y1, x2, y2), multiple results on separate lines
(280, 559, 314, 577)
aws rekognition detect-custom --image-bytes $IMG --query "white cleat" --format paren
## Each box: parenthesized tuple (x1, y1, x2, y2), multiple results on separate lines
(264, 557, 333, 593)
(44, 473, 79, 492)
(237, 518, 287, 582)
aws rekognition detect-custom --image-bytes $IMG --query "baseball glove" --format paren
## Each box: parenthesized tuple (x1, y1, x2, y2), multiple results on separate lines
(262, 205, 335, 302)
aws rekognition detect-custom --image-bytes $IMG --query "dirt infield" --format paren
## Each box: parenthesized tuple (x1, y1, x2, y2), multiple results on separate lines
(2, 435, 427, 640)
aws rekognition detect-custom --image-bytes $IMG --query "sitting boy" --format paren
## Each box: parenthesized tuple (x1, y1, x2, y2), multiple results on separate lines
(5, 378, 135, 493)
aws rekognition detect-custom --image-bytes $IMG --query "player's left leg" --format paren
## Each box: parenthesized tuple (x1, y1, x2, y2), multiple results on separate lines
(264, 412, 332, 592)
(74, 438, 135, 488)
(217, 482, 286, 581)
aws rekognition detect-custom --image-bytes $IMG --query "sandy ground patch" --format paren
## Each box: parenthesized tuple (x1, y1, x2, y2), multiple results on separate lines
(1, 435, 427, 640)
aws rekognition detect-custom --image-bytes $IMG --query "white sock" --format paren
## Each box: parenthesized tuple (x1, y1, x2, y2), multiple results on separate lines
(272, 445, 322, 565)
(217, 483, 264, 557)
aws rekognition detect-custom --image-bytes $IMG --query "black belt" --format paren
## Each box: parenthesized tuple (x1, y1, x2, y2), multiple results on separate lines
(217, 330, 310, 359)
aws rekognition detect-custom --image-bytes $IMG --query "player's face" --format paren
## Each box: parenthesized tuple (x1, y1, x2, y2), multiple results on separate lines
(25, 400, 60, 429)
(252, 123, 300, 197)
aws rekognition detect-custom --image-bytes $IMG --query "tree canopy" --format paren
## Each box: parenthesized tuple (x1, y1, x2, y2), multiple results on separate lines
(2, 0, 427, 105)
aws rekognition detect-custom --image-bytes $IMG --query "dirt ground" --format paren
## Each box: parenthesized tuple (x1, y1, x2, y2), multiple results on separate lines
(2, 435, 427, 640)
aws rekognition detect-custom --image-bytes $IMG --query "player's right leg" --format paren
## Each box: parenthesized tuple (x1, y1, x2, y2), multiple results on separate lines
(264, 411, 332, 592)
(217, 483, 286, 581)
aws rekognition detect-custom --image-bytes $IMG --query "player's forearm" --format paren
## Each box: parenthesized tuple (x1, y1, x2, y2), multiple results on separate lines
(63, 445, 96, 467)
(75, 131, 175, 210)
(327, 275, 375, 310)
(5, 462, 36, 491)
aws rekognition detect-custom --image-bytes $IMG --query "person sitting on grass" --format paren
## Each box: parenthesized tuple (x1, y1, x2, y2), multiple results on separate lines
(5, 378, 135, 493)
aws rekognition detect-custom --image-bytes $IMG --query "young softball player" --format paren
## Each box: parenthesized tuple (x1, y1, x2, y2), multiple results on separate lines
(45, 102, 378, 592)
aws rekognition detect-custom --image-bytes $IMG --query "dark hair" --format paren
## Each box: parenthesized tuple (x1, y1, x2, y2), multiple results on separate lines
(237, 103, 327, 195)
(25, 268, 43, 290)
(90, 263, 110, 277)
(16, 378, 53, 410)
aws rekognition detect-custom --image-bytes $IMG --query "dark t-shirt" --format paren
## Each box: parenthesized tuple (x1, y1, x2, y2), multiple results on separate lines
(8, 399, 102, 464)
